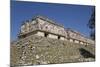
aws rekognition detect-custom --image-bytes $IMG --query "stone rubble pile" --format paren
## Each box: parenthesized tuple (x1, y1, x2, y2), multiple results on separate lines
(11, 35, 95, 66)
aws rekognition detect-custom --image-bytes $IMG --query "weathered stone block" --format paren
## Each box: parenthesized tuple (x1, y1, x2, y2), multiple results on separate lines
(69, 39, 74, 42)
(35, 31, 44, 37)
(48, 34, 58, 39)
(60, 37, 65, 40)
(74, 40, 79, 43)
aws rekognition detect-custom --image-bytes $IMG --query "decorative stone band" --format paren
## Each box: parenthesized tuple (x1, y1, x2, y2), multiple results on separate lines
(18, 28, 94, 45)
(18, 30, 66, 41)
(34, 15, 64, 28)
(68, 37, 94, 45)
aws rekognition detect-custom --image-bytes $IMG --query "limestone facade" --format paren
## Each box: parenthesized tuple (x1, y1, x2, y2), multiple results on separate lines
(18, 15, 95, 45)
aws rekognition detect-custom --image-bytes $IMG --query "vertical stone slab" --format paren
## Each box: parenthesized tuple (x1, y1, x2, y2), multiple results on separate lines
(35, 31, 44, 36)
(69, 39, 74, 42)
(60, 37, 65, 40)
(74, 40, 79, 43)
(48, 34, 58, 39)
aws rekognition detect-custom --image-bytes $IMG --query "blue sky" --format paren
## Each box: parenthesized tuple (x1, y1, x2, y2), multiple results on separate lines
(11, 1, 94, 40)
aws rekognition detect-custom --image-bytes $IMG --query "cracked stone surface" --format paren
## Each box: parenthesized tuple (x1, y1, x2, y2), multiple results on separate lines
(10, 35, 95, 66)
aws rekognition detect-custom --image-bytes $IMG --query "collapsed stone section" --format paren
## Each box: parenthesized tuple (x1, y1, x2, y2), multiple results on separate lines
(18, 15, 94, 45)
(11, 35, 95, 66)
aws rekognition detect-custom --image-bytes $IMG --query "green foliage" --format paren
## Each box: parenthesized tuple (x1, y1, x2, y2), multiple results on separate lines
(87, 8, 95, 40)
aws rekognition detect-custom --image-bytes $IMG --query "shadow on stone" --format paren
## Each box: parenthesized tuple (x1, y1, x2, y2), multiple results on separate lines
(79, 48, 95, 58)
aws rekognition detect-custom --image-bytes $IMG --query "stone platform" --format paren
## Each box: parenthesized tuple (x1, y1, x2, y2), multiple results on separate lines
(11, 35, 95, 66)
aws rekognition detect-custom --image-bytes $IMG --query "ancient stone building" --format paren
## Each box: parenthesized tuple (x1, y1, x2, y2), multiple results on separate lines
(11, 15, 95, 66)
(18, 15, 94, 45)
(19, 16, 66, 40)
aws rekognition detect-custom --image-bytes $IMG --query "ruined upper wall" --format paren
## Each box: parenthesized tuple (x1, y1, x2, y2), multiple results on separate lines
(20, 19, 38, 35)
(19, 15, 66, 37)
(37, 17, 66, 36)
(66, 28, 86, 41)
(66, 28, 95, 45)
(19, 15, 94, 45)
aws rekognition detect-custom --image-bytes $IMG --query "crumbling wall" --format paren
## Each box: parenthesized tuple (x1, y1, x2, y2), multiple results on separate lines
(10, 35, 95, 66)
(19, 16, 94, 45)
(66, 29, 95, 45)
(37, 18, 66, 37)
(20, 20, 38, 35)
